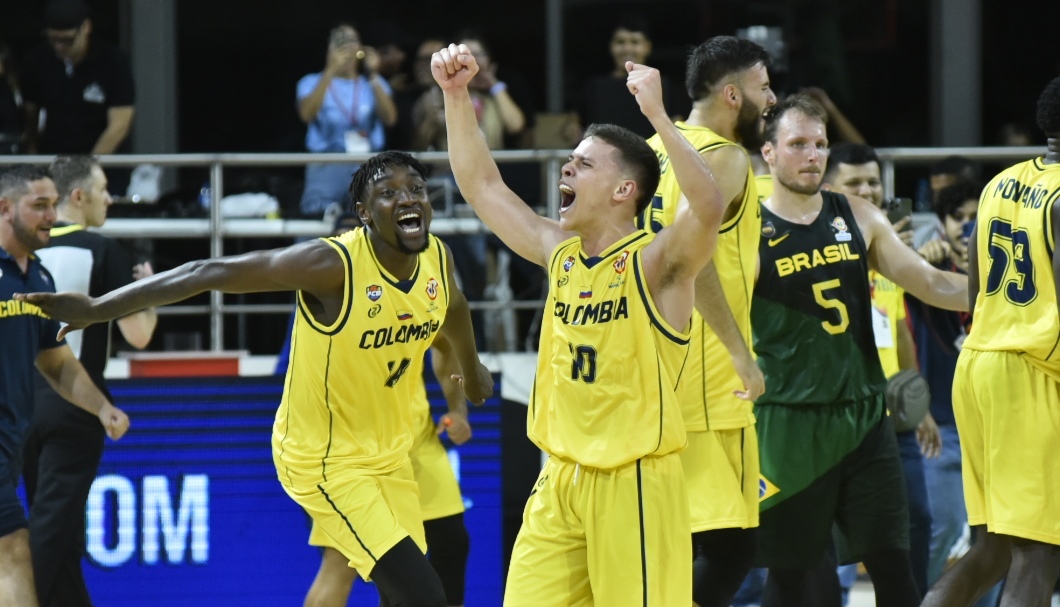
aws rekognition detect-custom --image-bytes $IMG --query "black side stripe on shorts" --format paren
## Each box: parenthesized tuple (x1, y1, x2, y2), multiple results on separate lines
(321, 338, 334, 482)
(636, 459, 648, 607)
(317, 484, 376, 562)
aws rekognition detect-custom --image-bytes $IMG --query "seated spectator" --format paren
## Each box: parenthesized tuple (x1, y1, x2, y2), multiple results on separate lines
(575, 15, 686, 139)
(296, 23, 397, 218)
(21, 0, 134, 156)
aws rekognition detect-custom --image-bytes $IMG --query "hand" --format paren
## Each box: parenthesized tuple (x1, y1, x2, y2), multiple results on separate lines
(916, 413, 942, 459)
(325, 45, 358, 75)
(436, 411, 472, 445)
(431, 43, 479, 91)
(451, 361, 493, 405)
(99, 402, 130, 440)
(917, 239, 951, 265)
(132, 261, 154, 281)
(800, 87, 838, 113)
(732, 353, 766, 401)
(13, 292, 101, 340)
(625, 62, 666, 121)
(362, 46, 381, 76)
(891, 216, 914, 247)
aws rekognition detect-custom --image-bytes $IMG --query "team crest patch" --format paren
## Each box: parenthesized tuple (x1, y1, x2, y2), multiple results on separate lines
(758, 475, 780, 502)
(831, 217, 852, 242)
(613, 250, 629, 274)
(425, 278, 439, 300)
(761, 221, 776, 238)
(366, 285, 383, 301)
(562, 256, 575, 272)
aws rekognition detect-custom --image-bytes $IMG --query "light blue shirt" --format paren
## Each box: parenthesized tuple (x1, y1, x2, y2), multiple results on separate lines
(296, 73, 391, 153)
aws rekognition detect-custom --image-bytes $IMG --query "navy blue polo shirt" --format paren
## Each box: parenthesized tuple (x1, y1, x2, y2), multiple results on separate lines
(0, 246, 64, 461)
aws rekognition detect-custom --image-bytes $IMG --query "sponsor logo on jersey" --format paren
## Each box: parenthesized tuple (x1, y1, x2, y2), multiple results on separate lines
(762, 221, 776, 238)
(426, 278, 439, 300)
(366, 285, 383, 301)
(368, 304, 382, 318)
(613, 250, 629, 274)
(562, 256, 575, 272)
(767, 233, 790, 247)
(557, 275, 569, 287)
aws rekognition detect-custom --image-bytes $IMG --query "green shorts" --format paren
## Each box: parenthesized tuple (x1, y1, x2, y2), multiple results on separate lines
(754, 394, 909, 568)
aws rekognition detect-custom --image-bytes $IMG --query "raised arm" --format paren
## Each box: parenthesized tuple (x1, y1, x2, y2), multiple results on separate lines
(17, 239, 346, 338)
(695, 263, 765, 400)
(853, 196, 968, 311)
(436, 242, 493, 405)
(36, 345, 129, 440)
(433, 43, 568, 267)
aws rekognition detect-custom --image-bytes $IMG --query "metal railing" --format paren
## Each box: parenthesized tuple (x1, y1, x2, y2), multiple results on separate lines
(3, 145, 1044, 350)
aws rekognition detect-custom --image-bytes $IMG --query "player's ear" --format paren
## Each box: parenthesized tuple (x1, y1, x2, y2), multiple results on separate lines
(0, 197, 10, 218)
(355, 200, 370, 226)
(613, 179, 637, 203)
(723, 83, 739, 107)
(761, 141, 776, 165)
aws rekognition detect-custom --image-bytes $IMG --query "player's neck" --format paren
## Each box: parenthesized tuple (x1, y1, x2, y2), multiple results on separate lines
(56, 207, 84, 227)
(577, 220, 636, 258)
(0, 230, 31, 271)
(686, 101, 737, 141)
(1044, 138, 1060, 164)
(367, 231, 418, 279)
(765, 181, 824, 225)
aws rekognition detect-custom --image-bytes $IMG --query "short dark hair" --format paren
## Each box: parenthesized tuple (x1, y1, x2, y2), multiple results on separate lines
(44, 0, 88, 30)
(685, 36, 771, 101)
(348, 151, 431, 205)
(1036, 76, 1060, 136)
(48, 155, 98, 203)
(583, 123, 660, 216)
(762, 94, 829, 144)
(0, 165, 51, 201)
(824, 143, 879, 182)
(612, 14, 652, 39)
(929, 155, 978, 180)
(935, 180, 982, 222)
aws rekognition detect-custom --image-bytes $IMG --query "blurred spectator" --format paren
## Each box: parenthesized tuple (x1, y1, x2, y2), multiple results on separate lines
(913, 155, 979, 248)
(21, 0, 134, 155)
(363, 20, 420, 151)
(575, 15, 686, 139)
(0, 39, 23, 154)
(296, 23, 397, 218)
(996, 121, 1034, 146)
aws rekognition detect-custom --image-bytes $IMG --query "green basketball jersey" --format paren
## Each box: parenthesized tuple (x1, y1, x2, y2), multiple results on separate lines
(752, 191, 886, 406)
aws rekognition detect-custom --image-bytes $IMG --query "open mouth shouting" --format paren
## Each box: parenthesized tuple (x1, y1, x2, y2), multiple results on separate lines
(396, 208, 424, 235)
(559, 183, 576, 214)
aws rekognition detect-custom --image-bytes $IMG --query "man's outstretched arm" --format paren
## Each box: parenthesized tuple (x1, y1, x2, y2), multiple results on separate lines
(433, 43, 568, 267)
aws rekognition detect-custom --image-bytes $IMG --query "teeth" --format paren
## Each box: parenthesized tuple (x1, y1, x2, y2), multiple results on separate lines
(559, 184, 574, 195)
(398, 212, 419, 221)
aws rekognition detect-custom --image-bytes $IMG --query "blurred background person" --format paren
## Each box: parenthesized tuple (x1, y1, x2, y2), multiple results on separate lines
(0, 39, 23, 154)
(296, 22, 396, 219)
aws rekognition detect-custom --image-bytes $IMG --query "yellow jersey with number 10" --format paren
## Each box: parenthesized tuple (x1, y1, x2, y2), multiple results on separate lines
(964, 158, 1060, 381)
(272, 227, 450, 475)
(529, 231, 690, 469)
(639, 123, 760, 431)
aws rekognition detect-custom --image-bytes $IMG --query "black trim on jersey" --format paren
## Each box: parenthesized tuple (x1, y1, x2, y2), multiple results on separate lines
(632, 251, 690, 345)
(1046, 332, 1060, 366)
(1044, 189, 1060, 257)
(297, 240, 356, 336)
(529, 373, 537, 418)
(698, 317, 709, 429)
(367, 232, 421, 294)
(318, 484, 377, 561)
(1034, 157, 1046, 171)
(579, 231, 648, 269)
(654, 358, 665, 453)
(739, 428, 746, 491)
(321, 339, 335, 482)
(636, 460, 648, 607)
(548, 241, 570, 274)
(436, 238, 450, 306)
(279, 331, 297, 487)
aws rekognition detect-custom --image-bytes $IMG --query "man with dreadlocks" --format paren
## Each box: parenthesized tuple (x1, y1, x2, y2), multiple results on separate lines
(15, 150, 493, 607)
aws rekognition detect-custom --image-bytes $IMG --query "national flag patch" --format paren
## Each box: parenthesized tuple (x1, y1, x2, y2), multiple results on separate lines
(579, 288, 592, 299)
(397, 310, 413, 321)
(758, 475, 780, 502)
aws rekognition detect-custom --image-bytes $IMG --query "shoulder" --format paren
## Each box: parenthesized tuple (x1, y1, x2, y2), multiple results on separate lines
(297, 73, 322, 91)
(546, 235, 582, 270)
(702, 143, 749, 168)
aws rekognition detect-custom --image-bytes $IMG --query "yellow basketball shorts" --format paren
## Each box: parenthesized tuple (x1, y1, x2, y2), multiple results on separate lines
(953, 349, 1060, 546)
(282, 459, 425, 580)
(409, 413, 465, 521)
(504, 452, 691, 607)
(682, 426, 760, 532)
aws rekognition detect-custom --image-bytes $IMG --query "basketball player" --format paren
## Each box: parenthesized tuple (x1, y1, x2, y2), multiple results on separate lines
(433, 44, 725, 606)
(304, 340, 473, 607)
(752, 96, 968, 607)
(920, 76, 1060, 607)
(637, 35, 774, 607)
(16, 151, 493, 607)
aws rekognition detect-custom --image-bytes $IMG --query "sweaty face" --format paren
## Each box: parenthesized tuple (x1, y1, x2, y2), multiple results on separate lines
(81, 165, 113, 228)
(609, 28, 651, 69)
(8, 179, 59, 252)
(828, 162, 883, 207)
(765, 111, 829, 196)
(358, 164, 432, 254)
(733, 63, 777, 148)
(558, 137, 631, 233)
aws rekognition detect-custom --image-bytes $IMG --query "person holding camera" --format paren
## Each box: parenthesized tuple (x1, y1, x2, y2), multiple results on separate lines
(296, 23, 397, 218)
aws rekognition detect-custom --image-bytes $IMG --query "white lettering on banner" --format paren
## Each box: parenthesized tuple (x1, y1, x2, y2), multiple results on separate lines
(85, 474, 210, 567)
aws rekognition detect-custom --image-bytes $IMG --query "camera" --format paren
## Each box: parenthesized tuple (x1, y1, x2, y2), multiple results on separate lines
(883, 197, 913, 226)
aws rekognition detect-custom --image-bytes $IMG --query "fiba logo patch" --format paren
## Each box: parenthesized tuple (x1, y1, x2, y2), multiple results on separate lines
(425, 278, 439, 300)
(762, 222, 776, 238)
(831, 217, 852, 242)
(562, 256, 575, 272)
(613, 250, 629, 274)
(368, 304, 381, 318)
(366, 285, 383, 301)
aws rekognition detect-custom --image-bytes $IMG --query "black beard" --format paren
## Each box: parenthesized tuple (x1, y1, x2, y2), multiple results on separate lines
(396, 235, 430, 255)
(735, 99, 764, 150)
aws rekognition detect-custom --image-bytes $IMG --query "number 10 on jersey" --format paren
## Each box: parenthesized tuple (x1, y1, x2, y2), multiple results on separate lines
(569, 343, 598, 383)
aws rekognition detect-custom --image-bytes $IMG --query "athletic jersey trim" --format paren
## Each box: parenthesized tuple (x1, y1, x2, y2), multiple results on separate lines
(435, 239, 450, 306)
(632, 250, 690, 345)
(366, 231, 421, 293)
(578, 231, 648, 269)
(320, 339, 334, 480)
(297, 238, 354, 336)
(635, 459, 648, 607)
(318, 484, 377, 561)
(50, 223, 84, 237)
(1044, 188, 1059, 256)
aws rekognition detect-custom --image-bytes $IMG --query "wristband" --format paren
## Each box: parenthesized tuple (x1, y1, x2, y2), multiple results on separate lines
(489, 81, 508, 96)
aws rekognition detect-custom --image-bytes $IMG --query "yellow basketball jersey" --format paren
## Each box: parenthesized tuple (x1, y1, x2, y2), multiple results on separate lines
(272, 227, 450, 474)
(529, 231, 690, 469)
(964, 158, 1060, 381)
(755, 174, 774, 204)
(639, 123, 760, 430)
(869, 270, 906, 378)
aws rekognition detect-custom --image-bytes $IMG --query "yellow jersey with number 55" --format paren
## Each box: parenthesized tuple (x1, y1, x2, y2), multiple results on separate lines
(964, 158, 1060, 381)
(529, 231, 690, 469)
(272, 227, 450, 474)
(638, 123, 760, 430)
